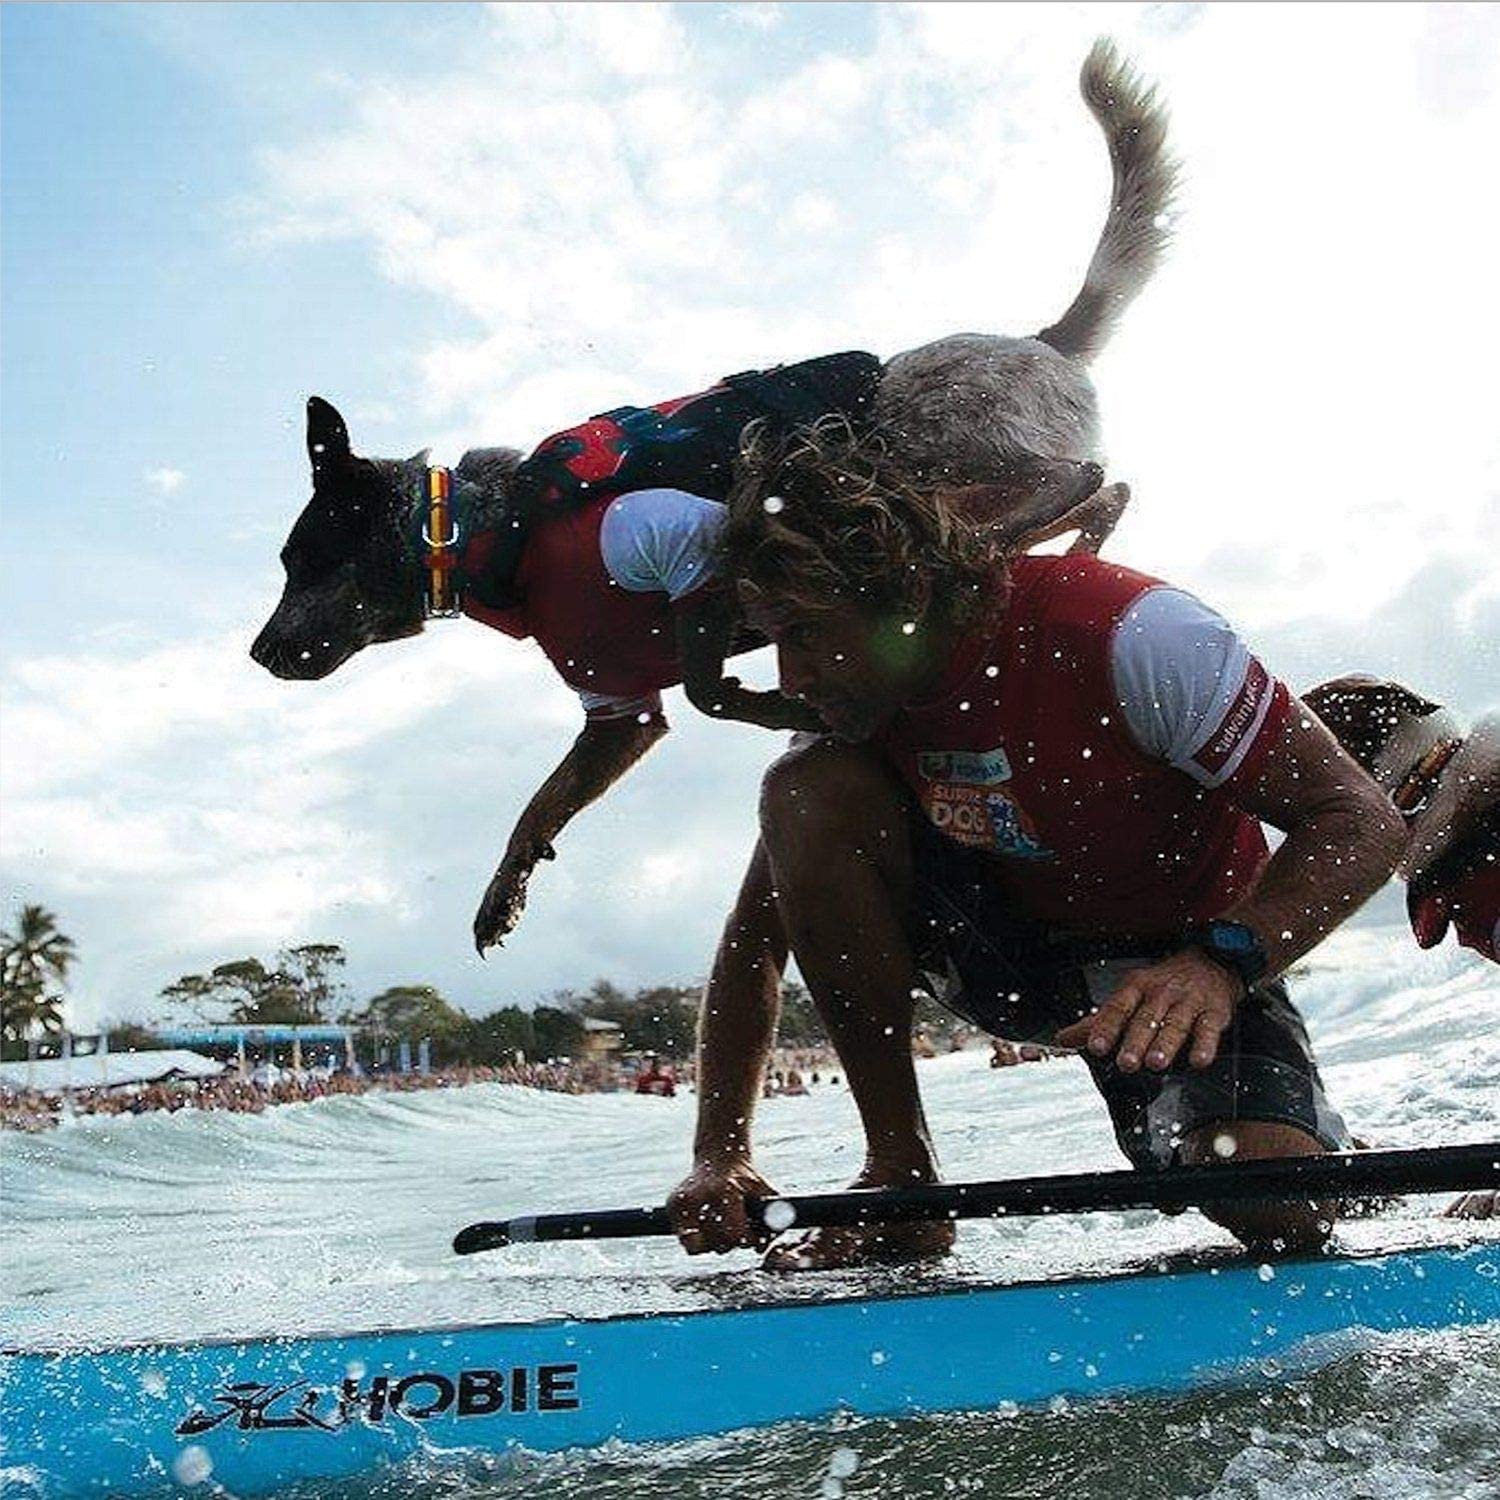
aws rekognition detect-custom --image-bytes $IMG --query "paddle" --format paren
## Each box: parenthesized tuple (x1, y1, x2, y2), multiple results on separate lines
(452, 1140, 1499, 1255)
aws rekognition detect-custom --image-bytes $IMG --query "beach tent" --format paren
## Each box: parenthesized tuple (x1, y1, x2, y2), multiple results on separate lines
(0, 1049, 225, 1095)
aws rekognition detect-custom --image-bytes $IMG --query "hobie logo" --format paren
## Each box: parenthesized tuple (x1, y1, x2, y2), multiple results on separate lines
(918, 747, 1012, 785)
(174, 1363, 580, 1437)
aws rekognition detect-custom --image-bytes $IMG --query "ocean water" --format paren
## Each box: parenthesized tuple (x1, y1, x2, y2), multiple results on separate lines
(3, 926, 1499, 1498)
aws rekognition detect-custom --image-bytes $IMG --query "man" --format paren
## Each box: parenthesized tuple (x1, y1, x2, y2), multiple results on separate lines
(668, 431, 1406, 1268)
(634, 1054, 678, 1098)
(1304, 676, 1498, 965)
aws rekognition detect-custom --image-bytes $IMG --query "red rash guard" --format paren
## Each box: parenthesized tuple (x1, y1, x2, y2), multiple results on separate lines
(878, 555, 1294, 937)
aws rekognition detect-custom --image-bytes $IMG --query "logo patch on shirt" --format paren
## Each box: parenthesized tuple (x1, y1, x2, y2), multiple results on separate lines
(918, 746, 1013, 786)
(923, 781, 1052, 860)
(1191, 658, 1271, 782)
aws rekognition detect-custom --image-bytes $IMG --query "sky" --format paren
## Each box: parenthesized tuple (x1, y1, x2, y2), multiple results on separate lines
(2, 3, 1497, 1030)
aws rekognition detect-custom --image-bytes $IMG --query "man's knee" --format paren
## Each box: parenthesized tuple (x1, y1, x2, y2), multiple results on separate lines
(713, 844, 787, 974)
(1182, 1122, 1336, 1256)
(759, 740, 905, 855)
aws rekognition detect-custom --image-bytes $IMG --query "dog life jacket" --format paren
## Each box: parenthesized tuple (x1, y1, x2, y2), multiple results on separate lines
(456, 352, 881, 698)
(877, 554, 1293, 936)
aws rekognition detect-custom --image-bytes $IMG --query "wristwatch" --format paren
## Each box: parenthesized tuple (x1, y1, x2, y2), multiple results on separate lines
(1183, 920, 1268, 991)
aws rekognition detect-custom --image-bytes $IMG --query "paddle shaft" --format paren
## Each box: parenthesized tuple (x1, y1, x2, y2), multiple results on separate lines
(452, 1141, 1499, 1255)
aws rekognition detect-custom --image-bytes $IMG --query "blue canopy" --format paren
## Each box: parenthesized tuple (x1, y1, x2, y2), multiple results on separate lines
(154, 1026, 352, 1046)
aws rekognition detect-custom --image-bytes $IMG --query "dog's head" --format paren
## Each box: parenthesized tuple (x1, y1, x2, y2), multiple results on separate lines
(1303, 674, 1461, 792)
(250, 398, 428, 681)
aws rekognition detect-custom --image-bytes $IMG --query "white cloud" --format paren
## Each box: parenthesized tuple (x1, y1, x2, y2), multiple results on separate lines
(725, 2, 782, 31)
(145, 466, 187, 496)
(233, 2, 1493, 638)
(785, 193, 839, 236)
(12, 4, 1500, 1023)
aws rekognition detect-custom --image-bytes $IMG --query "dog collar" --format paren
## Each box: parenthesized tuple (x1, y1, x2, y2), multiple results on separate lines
(421, 465, 463, 618)
(1369, 705, 1464, 794)
(1392, 738, 1463, 817)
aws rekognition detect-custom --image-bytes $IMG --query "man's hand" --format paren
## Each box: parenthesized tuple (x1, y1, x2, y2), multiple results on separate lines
(668, 1156, 780, 1255)
(1054, 950, 1243, 1072)
(472, 838, 556, 955)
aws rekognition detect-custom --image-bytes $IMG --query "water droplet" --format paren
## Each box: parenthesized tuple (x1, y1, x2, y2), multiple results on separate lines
(763, 1199, 797, 1232)
(828, 1447, 859, 1479)
(173, 1446, 213, 1486)
(1258, 1264, 1275, 1283)
(141, 1369, 167, 1399)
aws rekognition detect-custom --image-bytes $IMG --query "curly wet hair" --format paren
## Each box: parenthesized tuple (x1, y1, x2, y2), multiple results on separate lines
(719, 416, 1009, 629)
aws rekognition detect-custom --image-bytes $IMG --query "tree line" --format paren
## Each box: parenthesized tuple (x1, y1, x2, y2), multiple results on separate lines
(0, 904, 840, 1063)
(2, 904, 959, 1067)
(153, 950, 837, 1064)
(0, 905, 74, 1058)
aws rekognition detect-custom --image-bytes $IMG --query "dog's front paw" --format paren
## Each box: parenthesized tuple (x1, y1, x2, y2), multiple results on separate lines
(473, 869, 528, 955)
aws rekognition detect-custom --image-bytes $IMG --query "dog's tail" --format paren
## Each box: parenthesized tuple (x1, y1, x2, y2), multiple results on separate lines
(1036, 38, 1178, 364)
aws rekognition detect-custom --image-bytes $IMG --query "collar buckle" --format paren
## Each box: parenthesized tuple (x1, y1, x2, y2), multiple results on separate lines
(423, 465, 463, 618)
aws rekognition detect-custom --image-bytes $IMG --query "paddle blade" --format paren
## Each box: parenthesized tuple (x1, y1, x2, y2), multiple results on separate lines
(453, 1222, 510, 1255)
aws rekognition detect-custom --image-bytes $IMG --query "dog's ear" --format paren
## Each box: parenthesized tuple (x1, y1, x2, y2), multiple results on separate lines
(306, 396, 354, 478)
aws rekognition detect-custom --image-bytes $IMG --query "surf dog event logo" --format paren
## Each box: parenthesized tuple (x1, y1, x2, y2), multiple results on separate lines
(917, 746, 1052, 859)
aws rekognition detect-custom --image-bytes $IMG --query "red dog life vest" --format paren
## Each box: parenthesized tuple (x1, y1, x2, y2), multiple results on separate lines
(463, 492, 686, 698)
(457, 353, 882, 698)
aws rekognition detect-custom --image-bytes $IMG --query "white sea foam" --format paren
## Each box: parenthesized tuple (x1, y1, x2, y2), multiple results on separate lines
(2, 928, 1497, 1496)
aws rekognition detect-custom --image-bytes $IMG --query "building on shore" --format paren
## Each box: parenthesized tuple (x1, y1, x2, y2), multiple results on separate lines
(575, 1017, 623, 1065)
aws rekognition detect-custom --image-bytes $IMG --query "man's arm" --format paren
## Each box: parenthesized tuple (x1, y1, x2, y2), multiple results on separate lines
(675, 590, 823, 733)
(1057, 702, 1406, 1071)
(1222, 701, 1408, 973)
(472, 712, 668, 953)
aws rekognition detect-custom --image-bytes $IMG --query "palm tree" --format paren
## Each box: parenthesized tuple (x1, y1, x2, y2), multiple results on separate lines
(0, 905, 75, 1041)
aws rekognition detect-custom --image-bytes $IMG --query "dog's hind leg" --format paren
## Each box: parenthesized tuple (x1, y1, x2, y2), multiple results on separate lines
(976, 458, 1107, 552)
(1064, 481, 1132, 555)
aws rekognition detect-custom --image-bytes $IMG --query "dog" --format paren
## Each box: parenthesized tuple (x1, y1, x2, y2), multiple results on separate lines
(250, 40, 1176, 954)
(251, 38, 1175, 686)
(1304, 674, 1499, 965)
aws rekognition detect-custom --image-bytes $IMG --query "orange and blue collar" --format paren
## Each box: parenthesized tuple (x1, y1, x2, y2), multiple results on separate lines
(421, 465, 463, 618)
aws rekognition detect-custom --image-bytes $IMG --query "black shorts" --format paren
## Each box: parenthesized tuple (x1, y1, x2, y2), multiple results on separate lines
(909, 816, 1352, 1172)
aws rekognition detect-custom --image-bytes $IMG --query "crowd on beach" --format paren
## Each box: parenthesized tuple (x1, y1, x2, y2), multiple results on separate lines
(0, 1045, 864, 1133)
(0, 1057, 617, 1134)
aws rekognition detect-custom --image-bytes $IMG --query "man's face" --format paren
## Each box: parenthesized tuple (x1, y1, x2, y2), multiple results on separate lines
(743, 593, 929, 742)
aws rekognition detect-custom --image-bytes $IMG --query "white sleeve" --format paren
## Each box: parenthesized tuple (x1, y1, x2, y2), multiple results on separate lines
(578, 689, 664, 722)
(1110, 587, 1280, 788)
(598, 489, 726, 601)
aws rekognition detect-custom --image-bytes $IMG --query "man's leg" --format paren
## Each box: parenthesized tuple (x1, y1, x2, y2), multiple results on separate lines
(1180, 1121, 1335, 1254)
(1083, 971, 1347, 1257)
(758, 738, 953, 1270)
